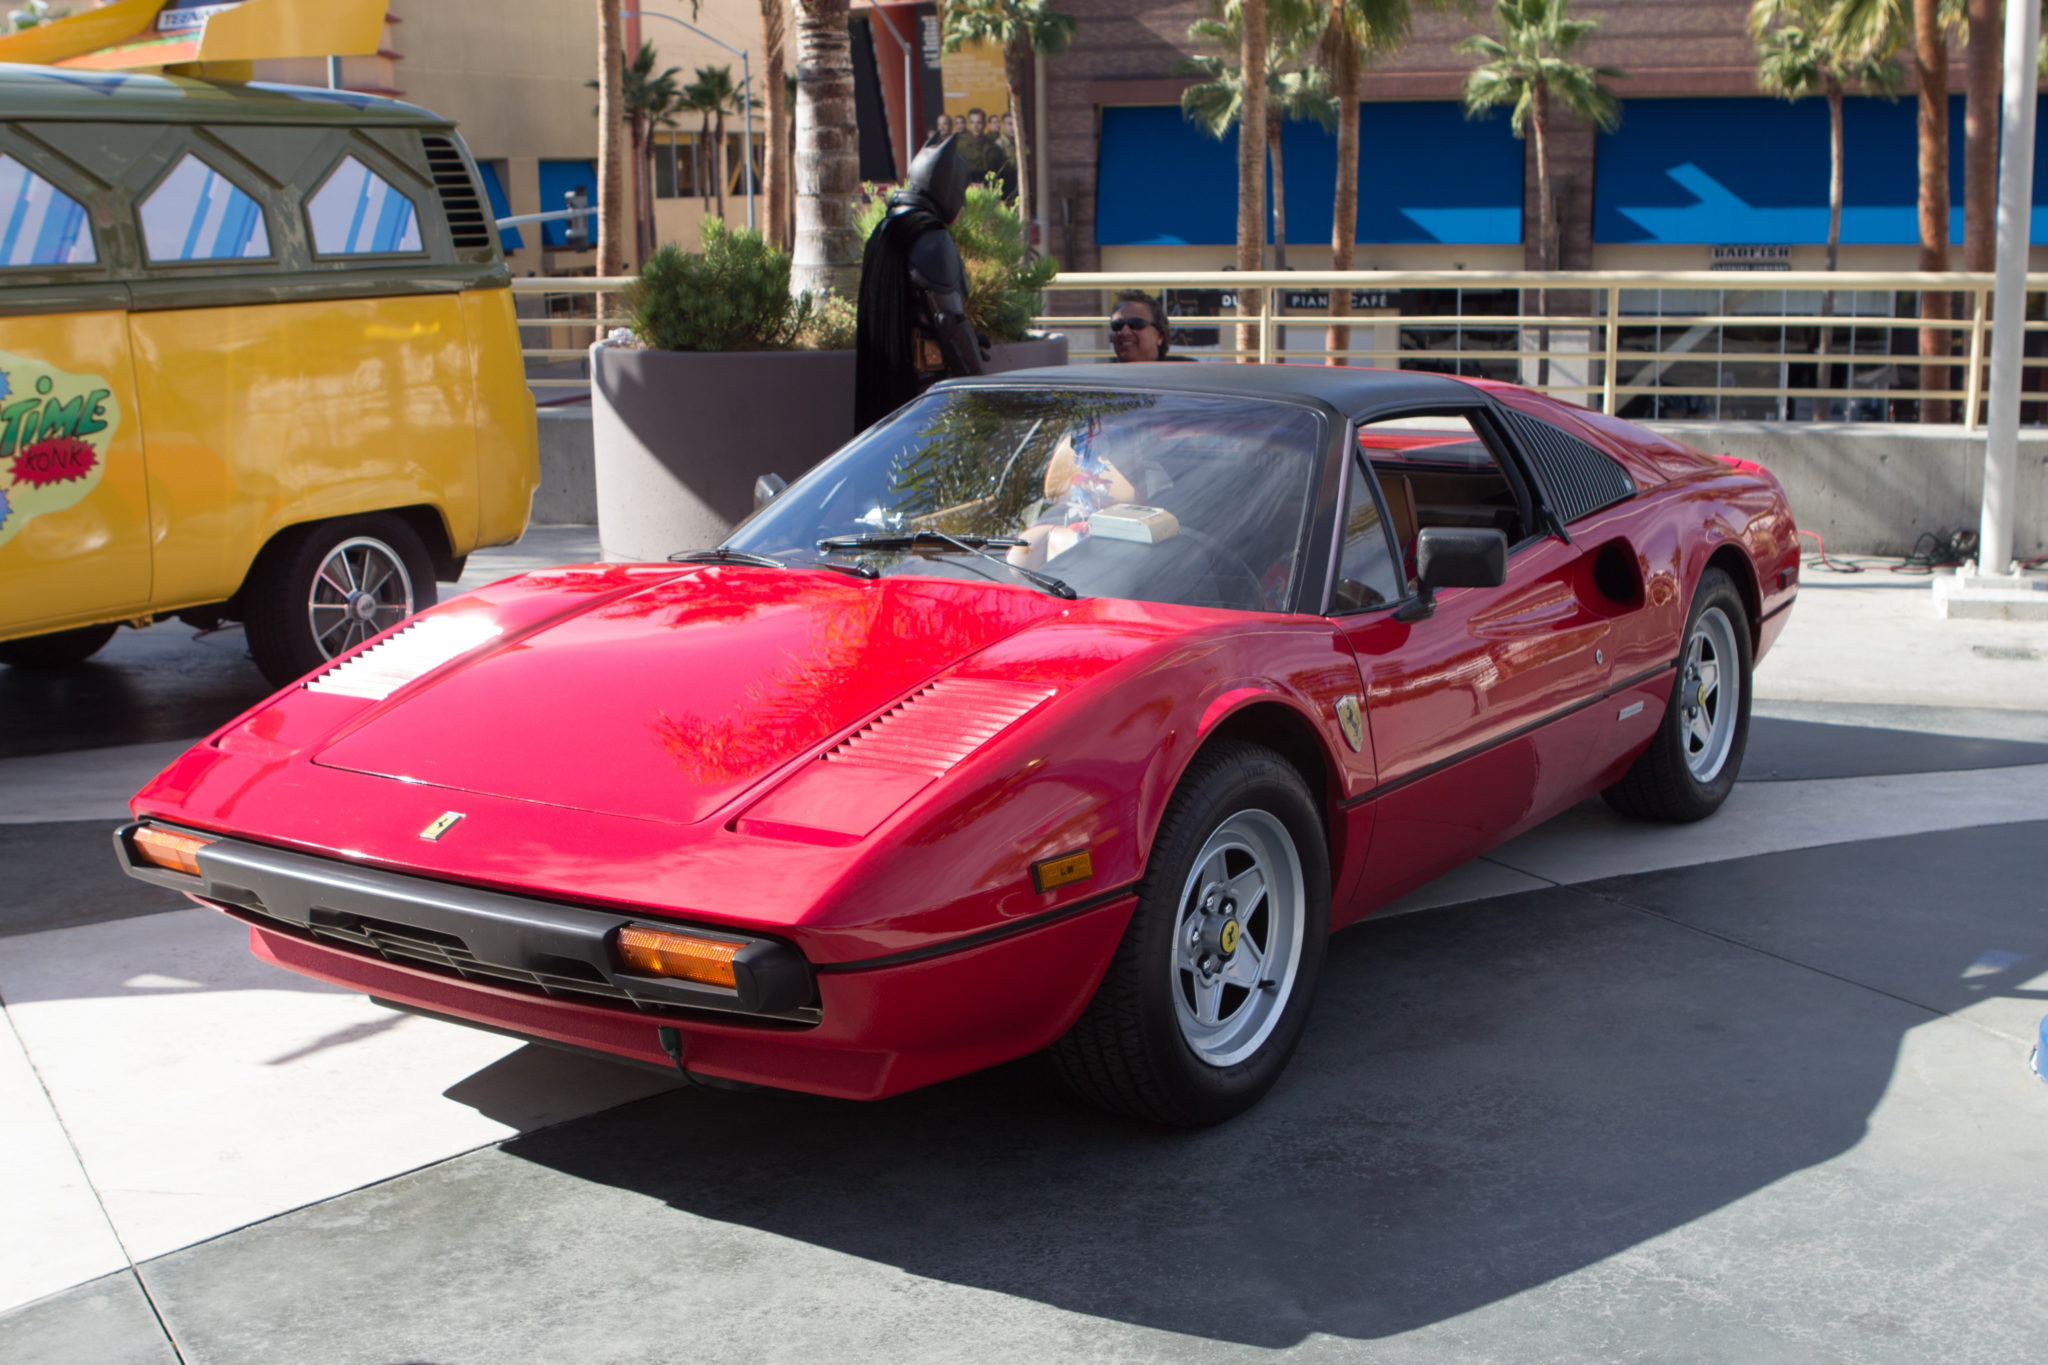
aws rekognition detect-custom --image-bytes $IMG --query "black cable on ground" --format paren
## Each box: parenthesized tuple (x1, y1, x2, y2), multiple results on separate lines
(1890, 529, 1978, 575)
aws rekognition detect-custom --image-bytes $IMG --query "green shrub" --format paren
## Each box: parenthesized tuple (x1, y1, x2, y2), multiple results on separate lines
(854, 177, 1058, 345)
(798, 289, 859, 351)
(626, 218, 812, 352)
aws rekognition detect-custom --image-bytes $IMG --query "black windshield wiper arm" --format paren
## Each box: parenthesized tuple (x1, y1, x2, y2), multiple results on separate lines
(671, 546, 877, 580)
(816, 530, 1077, 599)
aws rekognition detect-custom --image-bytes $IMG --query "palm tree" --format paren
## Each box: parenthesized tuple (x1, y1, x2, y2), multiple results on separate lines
(1752, 2, 1902, 275)
(596, 0, 626, 276)
(759, 0, 791, 249)
(1458, 0, 1622, 275)
(1752, 0, 1902, 415)
(1825, 0, 1961, 419)
(688, 67, 741, 222)
(591, 41, 683, 259)
(793, 0, 861, 298)
(941, 0, 1078, 231)
(1234, 0, 1268, 359)
(1180, 2, 1336, 272)
(1317, 0, 1424, 365)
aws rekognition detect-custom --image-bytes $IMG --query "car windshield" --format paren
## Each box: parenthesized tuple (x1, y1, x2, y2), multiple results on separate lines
(727, 386, 1326, 612)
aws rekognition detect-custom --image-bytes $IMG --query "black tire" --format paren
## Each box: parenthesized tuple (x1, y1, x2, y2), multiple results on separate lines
(1051, 740, 1330, 1127)
(0, 622, 118, 670)
(244, 514, 437, 687)
(1603, 567, 1753, 823)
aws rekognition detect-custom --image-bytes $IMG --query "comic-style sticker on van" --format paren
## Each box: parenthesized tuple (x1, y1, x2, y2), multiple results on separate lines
(0, 349, 119, 549)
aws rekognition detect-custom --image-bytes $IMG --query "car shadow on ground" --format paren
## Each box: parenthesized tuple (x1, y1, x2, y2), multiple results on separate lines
(493, 821, 2046, 1348)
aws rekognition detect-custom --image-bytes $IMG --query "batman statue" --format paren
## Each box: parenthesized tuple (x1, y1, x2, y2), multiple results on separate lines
(854, 135, 985, 431)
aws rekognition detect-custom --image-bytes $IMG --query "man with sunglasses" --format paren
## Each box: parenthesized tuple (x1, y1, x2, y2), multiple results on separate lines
(1108, 291, 1181, 362)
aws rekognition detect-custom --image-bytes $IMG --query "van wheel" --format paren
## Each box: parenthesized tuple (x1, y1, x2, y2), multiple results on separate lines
(245, 515, 437, 686)
(0, 622, 119, 670)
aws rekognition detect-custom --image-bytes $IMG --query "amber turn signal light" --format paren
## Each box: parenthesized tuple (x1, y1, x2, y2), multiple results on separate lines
(132, 826, 212, 878)
(1031, 849, 1093, 894)
(615, 926, 741, 989)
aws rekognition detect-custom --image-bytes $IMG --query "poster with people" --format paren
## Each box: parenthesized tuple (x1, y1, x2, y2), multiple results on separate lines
(930, 39, 1018, 205)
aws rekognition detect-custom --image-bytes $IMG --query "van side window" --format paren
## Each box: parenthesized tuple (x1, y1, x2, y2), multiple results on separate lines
(307, 155, 423, 256)
(0, 154, 95, 267)
(139, 153, 270, 262)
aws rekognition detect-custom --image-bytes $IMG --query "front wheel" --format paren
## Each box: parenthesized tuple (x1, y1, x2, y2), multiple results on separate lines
(1051, 740, 1330, 1127)
(1603, 567, 1752, 822)
(244, 515, 436, 686)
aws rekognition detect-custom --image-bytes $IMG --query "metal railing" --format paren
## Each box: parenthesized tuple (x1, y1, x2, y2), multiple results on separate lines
(512, 269, 2048, 427)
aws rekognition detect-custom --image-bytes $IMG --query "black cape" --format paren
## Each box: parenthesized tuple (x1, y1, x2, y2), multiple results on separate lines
(854, 205, 944, 432)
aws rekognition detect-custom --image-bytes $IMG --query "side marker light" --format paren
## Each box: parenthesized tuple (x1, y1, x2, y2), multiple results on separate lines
(1031, 849, 1093, 894)
(133, 827, 212, 878)
(615, 926, 742, 989)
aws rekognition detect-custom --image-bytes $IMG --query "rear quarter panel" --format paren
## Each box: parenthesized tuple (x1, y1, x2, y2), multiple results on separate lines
(128, 292, 480, 611)
(459, 286, 537, 548)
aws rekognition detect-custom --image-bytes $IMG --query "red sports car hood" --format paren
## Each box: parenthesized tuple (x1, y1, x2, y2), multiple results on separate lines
(312, 567, 1067, 824)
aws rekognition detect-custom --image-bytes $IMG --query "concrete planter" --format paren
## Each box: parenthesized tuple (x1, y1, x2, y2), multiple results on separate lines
(592, 346, 856, 562)
(591, 335, 1067, 561)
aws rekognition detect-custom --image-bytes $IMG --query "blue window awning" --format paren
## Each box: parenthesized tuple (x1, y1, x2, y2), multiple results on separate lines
(1096, 102, 1522, 248)
(1596, 94, 2048, 245)
(536, 159, 598, 249)
(476, 160, 520, 252)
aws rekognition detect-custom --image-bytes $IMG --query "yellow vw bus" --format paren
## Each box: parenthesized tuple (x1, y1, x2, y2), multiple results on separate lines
(1, 66, 536, 684)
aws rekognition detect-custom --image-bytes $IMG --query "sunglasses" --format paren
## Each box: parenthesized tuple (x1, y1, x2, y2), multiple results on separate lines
(1108, 317, 1156, 333)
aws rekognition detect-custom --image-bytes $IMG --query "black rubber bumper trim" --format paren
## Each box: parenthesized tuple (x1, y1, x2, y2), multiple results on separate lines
(814, 881, 1141, 975)
(1339, 659, 1680, 809)
(113, 823, 815, 1019)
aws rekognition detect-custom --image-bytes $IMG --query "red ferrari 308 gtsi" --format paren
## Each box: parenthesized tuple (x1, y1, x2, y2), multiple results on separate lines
(120, 365, 1797, 1126)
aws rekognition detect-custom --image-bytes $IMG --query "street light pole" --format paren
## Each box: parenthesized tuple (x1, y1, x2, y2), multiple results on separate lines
(622, 9, 755, 232)
(869, 5, 918, 178)
(1981, 0, 2041, 576)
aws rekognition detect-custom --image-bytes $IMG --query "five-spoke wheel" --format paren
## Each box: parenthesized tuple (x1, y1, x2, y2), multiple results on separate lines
(1604, 567, 1753, 822)
(1053, 740, 1329, 1127)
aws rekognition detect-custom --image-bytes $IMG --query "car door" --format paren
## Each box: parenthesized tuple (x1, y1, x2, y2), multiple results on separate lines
(0, 131, 150, 637)
(1331, 405, 1613, 912)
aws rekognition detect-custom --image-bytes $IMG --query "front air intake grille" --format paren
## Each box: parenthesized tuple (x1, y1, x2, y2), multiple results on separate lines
(825, 677, 1056, 779)
(421, 136, 493, 249)
(1499, 408, 1636, 526)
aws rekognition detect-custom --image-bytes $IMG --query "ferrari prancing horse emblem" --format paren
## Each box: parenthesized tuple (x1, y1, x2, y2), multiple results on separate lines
(1334, 695, 1365, 753)
(419, 811, 464, 841)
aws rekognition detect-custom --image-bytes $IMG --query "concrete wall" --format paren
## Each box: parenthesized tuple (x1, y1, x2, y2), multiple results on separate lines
(531, 408, 2046, 559)
(532, 409, 596, 525)
(1646, 422, 2048, 561)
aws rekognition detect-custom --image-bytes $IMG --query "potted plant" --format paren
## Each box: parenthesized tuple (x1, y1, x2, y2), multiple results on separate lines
(591, 218, 858, 561)
(854, 177, 1067, 371)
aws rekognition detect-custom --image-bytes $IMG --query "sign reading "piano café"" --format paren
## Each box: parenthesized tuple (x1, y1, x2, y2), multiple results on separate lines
(1214, 289, 1394, 311)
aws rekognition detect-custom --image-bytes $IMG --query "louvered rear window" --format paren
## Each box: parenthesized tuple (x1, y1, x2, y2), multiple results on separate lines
(420, 135, 492, 250)
(1497, 408, 1635, 525)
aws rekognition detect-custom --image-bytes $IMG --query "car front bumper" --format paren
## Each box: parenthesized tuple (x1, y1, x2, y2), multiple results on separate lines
(116, 823, 1135, 1100)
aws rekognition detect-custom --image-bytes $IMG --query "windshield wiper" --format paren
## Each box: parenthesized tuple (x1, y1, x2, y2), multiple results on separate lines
(670, 548, 784, 568)
(671, 547, 877, 580)
(816, 530, 1077, 599)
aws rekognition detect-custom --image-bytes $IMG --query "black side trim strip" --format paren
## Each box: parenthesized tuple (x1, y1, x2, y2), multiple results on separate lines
(814, 881, 1141, 974)
(1761, 595, 1794, 624)
(1339, 659, 1679, 809)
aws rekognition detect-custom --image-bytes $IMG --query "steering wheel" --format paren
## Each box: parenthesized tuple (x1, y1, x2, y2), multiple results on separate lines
(1171, 525, 1271, 611)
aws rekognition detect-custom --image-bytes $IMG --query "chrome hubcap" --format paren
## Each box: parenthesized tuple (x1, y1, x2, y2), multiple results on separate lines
(309, 536, 414, 658)
(1171, 809, 1306, 1067)
(1680, 605, 1740, 783)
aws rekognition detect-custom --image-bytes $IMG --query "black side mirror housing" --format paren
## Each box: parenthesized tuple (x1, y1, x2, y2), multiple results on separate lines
(1395, 527, 1509, 620)
(754, 473, 789, 509)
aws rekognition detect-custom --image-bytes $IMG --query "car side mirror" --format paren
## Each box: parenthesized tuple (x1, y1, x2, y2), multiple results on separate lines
(1395, 527, 1509, 621)
(754, 473, 788, 509)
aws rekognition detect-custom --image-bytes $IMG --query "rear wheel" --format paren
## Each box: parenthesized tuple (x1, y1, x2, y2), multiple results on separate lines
(245, 515, 436, 686)
(0, 622, 118, 670)
(1603, 567, 1752, 822)
(1051, 740, 1329, 1127)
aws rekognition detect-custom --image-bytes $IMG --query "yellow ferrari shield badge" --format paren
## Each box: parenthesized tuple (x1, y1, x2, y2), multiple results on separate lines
(419, 811, 464, 841)
(1219, 919, 1241, 955)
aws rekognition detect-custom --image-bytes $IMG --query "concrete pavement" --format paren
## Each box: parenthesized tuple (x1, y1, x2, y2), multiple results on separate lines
(2, 534, 2045, 1363)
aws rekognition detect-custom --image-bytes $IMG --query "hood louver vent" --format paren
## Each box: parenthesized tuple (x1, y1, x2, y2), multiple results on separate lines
(421, 136, 492, 250)
(824, 677, 1056, 779)
(306, 615, 502, 701)
(1501, 408, 1636, 526)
